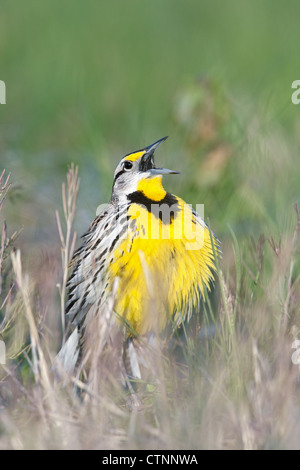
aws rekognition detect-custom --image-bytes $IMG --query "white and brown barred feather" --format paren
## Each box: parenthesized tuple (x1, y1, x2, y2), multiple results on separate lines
(57, 201, 132, 373)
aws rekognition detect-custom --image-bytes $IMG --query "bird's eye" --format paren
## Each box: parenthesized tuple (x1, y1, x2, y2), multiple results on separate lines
(123, 161, 133, 171)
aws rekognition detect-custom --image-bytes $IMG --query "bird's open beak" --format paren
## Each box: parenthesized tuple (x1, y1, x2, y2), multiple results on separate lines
(142, 136, 180, 176)
(149, 167, 180, 176)
(143, 136, 169, 156)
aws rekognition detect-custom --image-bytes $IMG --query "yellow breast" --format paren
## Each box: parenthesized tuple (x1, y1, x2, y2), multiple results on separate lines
(107, 180, 217, 336)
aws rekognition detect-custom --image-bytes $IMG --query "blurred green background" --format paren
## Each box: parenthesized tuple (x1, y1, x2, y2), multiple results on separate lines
(0, 0, 300, 249)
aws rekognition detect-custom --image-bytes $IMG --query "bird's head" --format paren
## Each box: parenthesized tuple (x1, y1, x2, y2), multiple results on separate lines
(111, 136, 179, 203)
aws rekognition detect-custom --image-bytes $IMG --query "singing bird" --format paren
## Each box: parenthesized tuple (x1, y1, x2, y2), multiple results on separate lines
(58, 137, 218, 378)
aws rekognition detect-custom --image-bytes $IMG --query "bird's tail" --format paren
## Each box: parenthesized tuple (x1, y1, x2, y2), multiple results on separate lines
(55, 327, 80, 376)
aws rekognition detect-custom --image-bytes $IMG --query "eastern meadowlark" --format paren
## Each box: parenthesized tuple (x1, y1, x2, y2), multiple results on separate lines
(58, 137, 218, 379)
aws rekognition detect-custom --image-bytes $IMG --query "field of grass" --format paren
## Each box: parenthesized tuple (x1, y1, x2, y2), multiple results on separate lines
(1, 0, 300, 450)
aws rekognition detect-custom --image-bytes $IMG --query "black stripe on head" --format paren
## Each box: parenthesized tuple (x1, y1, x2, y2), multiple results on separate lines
(113, 169, 125, 185)
(113, 160, 135, 185)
